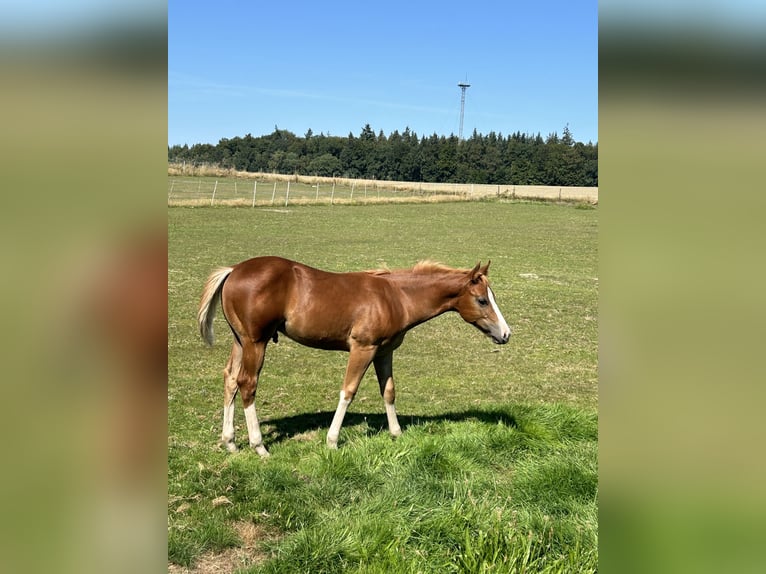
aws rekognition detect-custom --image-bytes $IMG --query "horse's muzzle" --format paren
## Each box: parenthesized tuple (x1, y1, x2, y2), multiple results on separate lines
(474, 322, 511, 345)
(492, 331, 511, 345)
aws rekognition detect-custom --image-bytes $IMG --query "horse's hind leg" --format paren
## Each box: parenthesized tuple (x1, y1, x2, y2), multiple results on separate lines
(239, 339, 270, 457)
(221, 342, 242, 452)
(373, 353, 402, 438)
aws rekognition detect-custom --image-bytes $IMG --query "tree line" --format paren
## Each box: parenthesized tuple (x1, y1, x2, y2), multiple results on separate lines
(168, 124, 597, 187)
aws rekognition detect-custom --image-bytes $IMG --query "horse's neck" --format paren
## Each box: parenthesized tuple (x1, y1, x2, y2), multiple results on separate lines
(393, 272, 464, 328)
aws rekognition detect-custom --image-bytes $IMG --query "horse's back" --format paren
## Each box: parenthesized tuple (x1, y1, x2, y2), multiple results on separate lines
(232, 255, 295, 276)
(220, 256, 403, 349)
(223, 256, 291, 298)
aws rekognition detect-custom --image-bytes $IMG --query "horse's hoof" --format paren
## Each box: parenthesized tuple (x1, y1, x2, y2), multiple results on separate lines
(252, 444, 270, 458)
(221, 441, 238, 453)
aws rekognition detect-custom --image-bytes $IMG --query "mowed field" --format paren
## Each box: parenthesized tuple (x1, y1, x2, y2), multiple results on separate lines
(168, 200, 598, 573)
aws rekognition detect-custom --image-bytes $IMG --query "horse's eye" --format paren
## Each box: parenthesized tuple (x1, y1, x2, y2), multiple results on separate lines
(477, 297, 488, 307)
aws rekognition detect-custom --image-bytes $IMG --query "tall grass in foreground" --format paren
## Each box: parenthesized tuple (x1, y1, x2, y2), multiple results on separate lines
(169, 404, 597, 573)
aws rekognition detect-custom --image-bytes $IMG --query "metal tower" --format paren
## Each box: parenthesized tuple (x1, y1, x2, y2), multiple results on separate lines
(457, 81, 471, 140)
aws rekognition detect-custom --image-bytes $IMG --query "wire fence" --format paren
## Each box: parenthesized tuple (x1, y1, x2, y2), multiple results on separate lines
(167, 170, 598, 207)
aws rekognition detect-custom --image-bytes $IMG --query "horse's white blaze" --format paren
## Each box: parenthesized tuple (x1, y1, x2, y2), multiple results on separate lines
(488, 286, 511, 339)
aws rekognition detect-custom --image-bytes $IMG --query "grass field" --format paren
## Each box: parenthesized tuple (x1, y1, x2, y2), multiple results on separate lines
(168, 200, 598, 573)
(167, 175, 471, 205)
(166, 170, 598, 206)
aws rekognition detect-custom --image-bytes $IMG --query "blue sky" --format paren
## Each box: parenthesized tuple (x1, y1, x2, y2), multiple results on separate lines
(169, 1, 598, 146)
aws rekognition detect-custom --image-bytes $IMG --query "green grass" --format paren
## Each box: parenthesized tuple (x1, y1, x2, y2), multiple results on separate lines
(168, 201, 597, 572)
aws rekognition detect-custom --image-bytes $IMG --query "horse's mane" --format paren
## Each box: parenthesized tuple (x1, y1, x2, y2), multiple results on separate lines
(412, 260, 465, 274)
(366, 260, 467, 276)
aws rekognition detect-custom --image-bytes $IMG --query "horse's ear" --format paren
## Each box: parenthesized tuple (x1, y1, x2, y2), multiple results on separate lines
(470, 261, 483, 283)
(480, 260, 491, 277)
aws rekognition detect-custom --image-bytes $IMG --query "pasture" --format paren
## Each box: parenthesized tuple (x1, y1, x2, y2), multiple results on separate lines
(168, 200, 598, 573)
(166, 168, 598, 206)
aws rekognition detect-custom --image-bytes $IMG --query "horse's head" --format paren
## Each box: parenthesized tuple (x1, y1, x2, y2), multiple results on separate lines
(455, 261, 511, 345)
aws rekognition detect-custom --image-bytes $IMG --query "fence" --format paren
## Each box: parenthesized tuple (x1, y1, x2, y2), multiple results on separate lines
(166, 168, 598, 206)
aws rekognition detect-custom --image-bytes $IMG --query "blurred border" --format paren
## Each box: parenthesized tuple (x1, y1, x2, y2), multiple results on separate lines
(600, 4, 766, 573)
(0, 4, 168, 574)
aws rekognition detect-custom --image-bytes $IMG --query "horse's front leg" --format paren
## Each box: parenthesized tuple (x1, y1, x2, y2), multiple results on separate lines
(326, 345, 377, 449)
(373, 352, 402, 438)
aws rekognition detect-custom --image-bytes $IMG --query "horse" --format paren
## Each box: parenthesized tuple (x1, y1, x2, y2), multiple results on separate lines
(197, 256, 511, 456)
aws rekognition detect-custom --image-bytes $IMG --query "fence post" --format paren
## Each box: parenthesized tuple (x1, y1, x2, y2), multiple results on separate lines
(252, 180, 257, 207)
(350, 181, 355, 201)
(285, 181, 290, 206)
(315, 183, 319, 202)
(271, 182, 277, 205)
(210, 180, 218, 206)
(331, 182, 336, 205)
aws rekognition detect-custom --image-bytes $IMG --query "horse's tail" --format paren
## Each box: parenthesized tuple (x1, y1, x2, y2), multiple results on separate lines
(198, 266, 234, 346)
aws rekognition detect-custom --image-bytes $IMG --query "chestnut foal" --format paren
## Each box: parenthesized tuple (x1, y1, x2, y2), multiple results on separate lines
(198, 256, 510, 456)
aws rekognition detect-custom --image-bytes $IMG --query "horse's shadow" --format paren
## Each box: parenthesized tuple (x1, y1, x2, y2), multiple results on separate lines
(259, 407, 519, 447)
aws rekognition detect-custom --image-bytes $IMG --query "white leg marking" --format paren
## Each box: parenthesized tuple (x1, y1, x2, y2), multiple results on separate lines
(488, 286, 511, 340)
(244, 402, 270, 457)
(327, 390, 352, 448)
(385, 402, 402, 437)
(221, 402, 237, 452)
